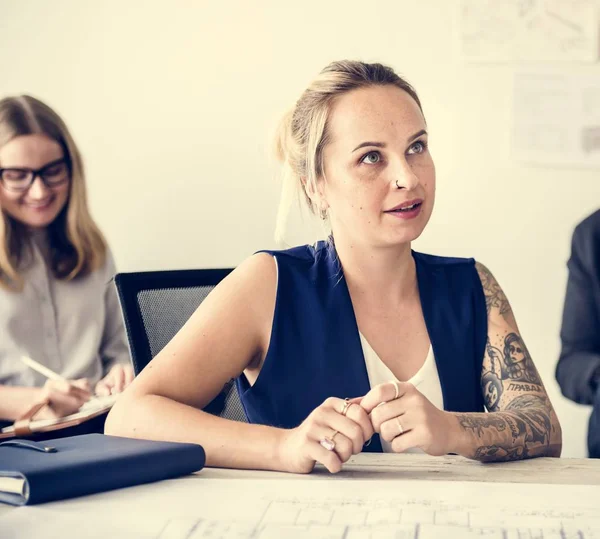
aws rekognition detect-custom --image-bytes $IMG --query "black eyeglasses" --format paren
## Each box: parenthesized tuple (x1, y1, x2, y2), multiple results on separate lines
(0, 158, 70, 193)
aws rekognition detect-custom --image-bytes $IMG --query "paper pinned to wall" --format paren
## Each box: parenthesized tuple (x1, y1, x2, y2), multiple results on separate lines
(458, 0, 599, 63)
(512, 71, 600, 167)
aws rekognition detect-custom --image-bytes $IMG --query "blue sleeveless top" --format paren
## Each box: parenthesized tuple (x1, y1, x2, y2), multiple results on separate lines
(236, 241, 488, 452)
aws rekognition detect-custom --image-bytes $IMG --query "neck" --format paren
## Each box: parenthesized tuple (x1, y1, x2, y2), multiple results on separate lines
(331, 234, 417, 306)
(29, 226, 48, 236)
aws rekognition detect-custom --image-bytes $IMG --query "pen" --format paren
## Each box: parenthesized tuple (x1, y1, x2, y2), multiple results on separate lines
(20, 356, 67, 382)
(20, 355, 94, 401)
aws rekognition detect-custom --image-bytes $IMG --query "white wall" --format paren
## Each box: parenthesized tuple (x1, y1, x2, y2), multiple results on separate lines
(1, 0, 598, 457)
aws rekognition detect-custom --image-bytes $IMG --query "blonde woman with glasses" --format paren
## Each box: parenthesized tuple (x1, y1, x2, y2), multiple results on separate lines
(0, 95, 133, 426)
(107, 61, 561, 473)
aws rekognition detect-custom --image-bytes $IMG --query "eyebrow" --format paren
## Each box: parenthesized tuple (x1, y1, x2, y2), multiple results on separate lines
(351, 129, 428, 153)
(0, 158, 65, 171)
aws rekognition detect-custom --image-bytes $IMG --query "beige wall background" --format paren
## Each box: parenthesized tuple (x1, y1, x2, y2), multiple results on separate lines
(1, 0, 599, 457)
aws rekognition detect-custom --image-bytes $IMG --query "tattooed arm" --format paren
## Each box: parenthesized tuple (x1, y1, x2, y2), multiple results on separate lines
(449, 262, 562, 462)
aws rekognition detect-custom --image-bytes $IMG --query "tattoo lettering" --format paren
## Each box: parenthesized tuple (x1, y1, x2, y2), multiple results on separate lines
(481, 333, 544, 410)
(507, 383, 542, 392)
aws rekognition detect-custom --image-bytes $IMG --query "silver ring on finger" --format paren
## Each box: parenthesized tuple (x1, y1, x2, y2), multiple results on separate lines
(396, 417, 404, 435)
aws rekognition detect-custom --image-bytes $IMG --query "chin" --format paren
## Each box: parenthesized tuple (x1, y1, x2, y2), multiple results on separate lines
(389, 224, 427, 245)
(21, 211, 61, 229)
(375, 233, 420, 250)
(17, 200, 66, 229)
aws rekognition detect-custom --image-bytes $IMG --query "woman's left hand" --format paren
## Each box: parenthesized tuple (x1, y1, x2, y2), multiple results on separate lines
(95, 364, 135, 396)
(360, 381, 457, 456)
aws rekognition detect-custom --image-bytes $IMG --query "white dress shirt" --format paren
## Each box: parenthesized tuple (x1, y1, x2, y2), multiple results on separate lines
(0, 231, 129, 387)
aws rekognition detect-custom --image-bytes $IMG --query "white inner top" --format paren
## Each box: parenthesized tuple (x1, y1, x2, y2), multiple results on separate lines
(359, 332, 444, 453)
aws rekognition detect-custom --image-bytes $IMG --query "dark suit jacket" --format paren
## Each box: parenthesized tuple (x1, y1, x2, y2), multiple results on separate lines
(556, 209, 600, 457)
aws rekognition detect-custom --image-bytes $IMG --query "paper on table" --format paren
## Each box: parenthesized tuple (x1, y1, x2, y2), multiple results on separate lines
(78, 394, 118, 413)
(0, 507, 148, 539)
(160, 479, 600, 538)
(2, 474, 598, 538)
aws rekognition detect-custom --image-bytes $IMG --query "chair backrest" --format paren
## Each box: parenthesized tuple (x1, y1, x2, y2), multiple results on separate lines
(114, 269, 247, 422)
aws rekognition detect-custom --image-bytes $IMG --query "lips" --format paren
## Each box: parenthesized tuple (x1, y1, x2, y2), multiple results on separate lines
(385, 198, 423, 213)
(25, 199, 53, 209)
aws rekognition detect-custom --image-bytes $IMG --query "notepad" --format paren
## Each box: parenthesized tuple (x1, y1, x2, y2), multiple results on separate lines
(0, 394, 118, 436)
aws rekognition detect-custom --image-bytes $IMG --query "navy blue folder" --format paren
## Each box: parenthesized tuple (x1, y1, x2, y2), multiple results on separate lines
(0, 433, 206, 506)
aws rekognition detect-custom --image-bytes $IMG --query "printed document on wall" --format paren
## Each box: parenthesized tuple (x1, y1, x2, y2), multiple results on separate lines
(512, 71, 600, 167)
(458, 0, 599, 63)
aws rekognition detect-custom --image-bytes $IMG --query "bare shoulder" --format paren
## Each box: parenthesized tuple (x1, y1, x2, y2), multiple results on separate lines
(192, 252, 279, 341)
(211, 252, 277, 309)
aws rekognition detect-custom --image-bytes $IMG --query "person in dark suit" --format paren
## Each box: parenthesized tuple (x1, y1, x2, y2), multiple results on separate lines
(556, 209, 600, 458)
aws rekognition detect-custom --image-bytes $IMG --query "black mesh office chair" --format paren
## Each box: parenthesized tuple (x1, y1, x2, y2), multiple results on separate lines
(114, 269, 247, 422)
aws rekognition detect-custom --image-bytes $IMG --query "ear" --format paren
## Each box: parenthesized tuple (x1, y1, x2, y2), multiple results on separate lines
(302, 176, 328, 212)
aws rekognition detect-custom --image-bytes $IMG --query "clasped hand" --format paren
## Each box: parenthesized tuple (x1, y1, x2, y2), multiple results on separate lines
(279, 381, 456, 474)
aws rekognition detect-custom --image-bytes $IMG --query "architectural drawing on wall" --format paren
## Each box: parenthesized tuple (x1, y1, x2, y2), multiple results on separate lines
(458, 0, 599, 63)
(512, 71, 600, 167)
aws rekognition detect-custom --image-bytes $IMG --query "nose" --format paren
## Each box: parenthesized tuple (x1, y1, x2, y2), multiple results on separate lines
(27, 176, 50, 200)
(390, 157, 420, 191)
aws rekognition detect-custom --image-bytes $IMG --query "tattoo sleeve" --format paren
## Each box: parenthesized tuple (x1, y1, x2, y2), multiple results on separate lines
(475, 262, 514, 322)
(457, 264, 562, 462)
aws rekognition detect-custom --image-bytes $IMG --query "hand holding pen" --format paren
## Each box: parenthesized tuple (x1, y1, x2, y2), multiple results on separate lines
(20, 356, 92, 420)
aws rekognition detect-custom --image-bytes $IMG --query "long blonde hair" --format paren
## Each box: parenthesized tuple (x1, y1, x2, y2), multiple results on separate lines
(273, 60, 423, 244)
(0, 95, 106, 291)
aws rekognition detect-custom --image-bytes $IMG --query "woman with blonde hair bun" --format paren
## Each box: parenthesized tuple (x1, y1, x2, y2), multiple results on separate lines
(107, 60, 561, 473)
(0, 95, 132, 427)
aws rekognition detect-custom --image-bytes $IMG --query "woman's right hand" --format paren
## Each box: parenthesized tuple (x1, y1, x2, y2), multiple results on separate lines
(276, 397, 374, 474)
(36, 379, 92, 420)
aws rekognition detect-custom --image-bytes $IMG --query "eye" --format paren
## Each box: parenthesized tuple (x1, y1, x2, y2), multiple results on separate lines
(407, 140, 427, 155)
(43, 163, 66, 177)
(360, 151, 381, 165)
(3, 169, 28, 180)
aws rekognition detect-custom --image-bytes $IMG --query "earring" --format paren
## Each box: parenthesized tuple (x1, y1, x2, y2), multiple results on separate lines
(395, 179, 402, 189)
